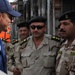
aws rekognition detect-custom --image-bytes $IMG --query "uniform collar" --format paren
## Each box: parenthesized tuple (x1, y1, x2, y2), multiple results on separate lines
(62, 39, 75, 46)
(27, 35, 49, 47)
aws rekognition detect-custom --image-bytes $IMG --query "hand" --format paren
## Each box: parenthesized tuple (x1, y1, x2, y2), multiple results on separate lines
(13, 67, 21, 75)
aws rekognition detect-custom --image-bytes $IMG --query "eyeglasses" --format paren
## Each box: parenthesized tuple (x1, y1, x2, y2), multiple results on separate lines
(30, 25, 45, 30)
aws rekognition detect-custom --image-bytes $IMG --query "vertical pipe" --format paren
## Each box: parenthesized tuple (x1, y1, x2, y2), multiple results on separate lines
(53, 0, 55, 35)
(47, 0, 50, 34)
(31, 0, 33, 17)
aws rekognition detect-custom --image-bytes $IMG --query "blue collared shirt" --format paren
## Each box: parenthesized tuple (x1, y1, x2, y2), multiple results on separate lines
(0, 39, 7, 73)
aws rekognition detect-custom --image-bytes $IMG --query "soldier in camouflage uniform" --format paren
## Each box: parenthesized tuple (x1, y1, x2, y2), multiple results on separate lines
(8, 21, 30, 75)
(56, 10, 75, 75)
(4, 41, 14, 75)
(15, 16, 60, 75)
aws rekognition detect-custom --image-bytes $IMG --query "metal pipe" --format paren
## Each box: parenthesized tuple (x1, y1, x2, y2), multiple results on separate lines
(47, 0, 51, 34)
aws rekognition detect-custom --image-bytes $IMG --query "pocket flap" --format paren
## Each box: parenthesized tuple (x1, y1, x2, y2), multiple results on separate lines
(21, 52, 31, 57)
(43, 52, 55, 57)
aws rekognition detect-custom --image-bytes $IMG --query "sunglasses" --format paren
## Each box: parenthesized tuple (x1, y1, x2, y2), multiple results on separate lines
(30, 25, 45, 30)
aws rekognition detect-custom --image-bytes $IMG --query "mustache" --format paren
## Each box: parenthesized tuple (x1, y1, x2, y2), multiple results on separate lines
(59, 29, 66, 32)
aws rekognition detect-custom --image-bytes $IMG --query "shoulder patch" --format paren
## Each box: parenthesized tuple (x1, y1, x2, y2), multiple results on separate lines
(12, 39, 19, 45)
(51, 35, 61, 42)
(20, 39, 27, 45)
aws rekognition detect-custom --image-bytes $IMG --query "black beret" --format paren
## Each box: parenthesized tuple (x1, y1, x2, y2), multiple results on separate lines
(29, 16, 47, 25)
(17, 21, 29, 29)
(59, 10, 75, 21)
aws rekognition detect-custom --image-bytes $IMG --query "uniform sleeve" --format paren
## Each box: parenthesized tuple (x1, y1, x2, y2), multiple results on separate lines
(7, 46, 15, 72)
(14, 45, 23, 72)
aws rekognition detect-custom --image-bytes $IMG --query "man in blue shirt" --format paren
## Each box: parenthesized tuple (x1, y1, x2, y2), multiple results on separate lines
(0, 0, 21, 74)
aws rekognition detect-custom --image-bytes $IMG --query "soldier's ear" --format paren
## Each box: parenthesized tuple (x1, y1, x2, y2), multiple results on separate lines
(44, 25, 47, 32)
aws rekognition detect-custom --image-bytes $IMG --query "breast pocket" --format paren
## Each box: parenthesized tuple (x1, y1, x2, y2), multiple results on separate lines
(21, 52, 34, 68)
(43, 52, 56, 68)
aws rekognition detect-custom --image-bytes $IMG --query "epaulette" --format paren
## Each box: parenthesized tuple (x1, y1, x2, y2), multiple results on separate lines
(51, 35, 61, 42)
(12, 39, 19, 45)
(20, 39, 27, 45)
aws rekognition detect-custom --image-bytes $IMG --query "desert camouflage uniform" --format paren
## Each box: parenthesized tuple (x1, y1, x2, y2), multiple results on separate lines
(14, 38, 27, 71)
(15, 34, 60, 75)
(56, 40, 75, 75)
(7, 39, 19, 73)
(7, 38, 27, 74)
